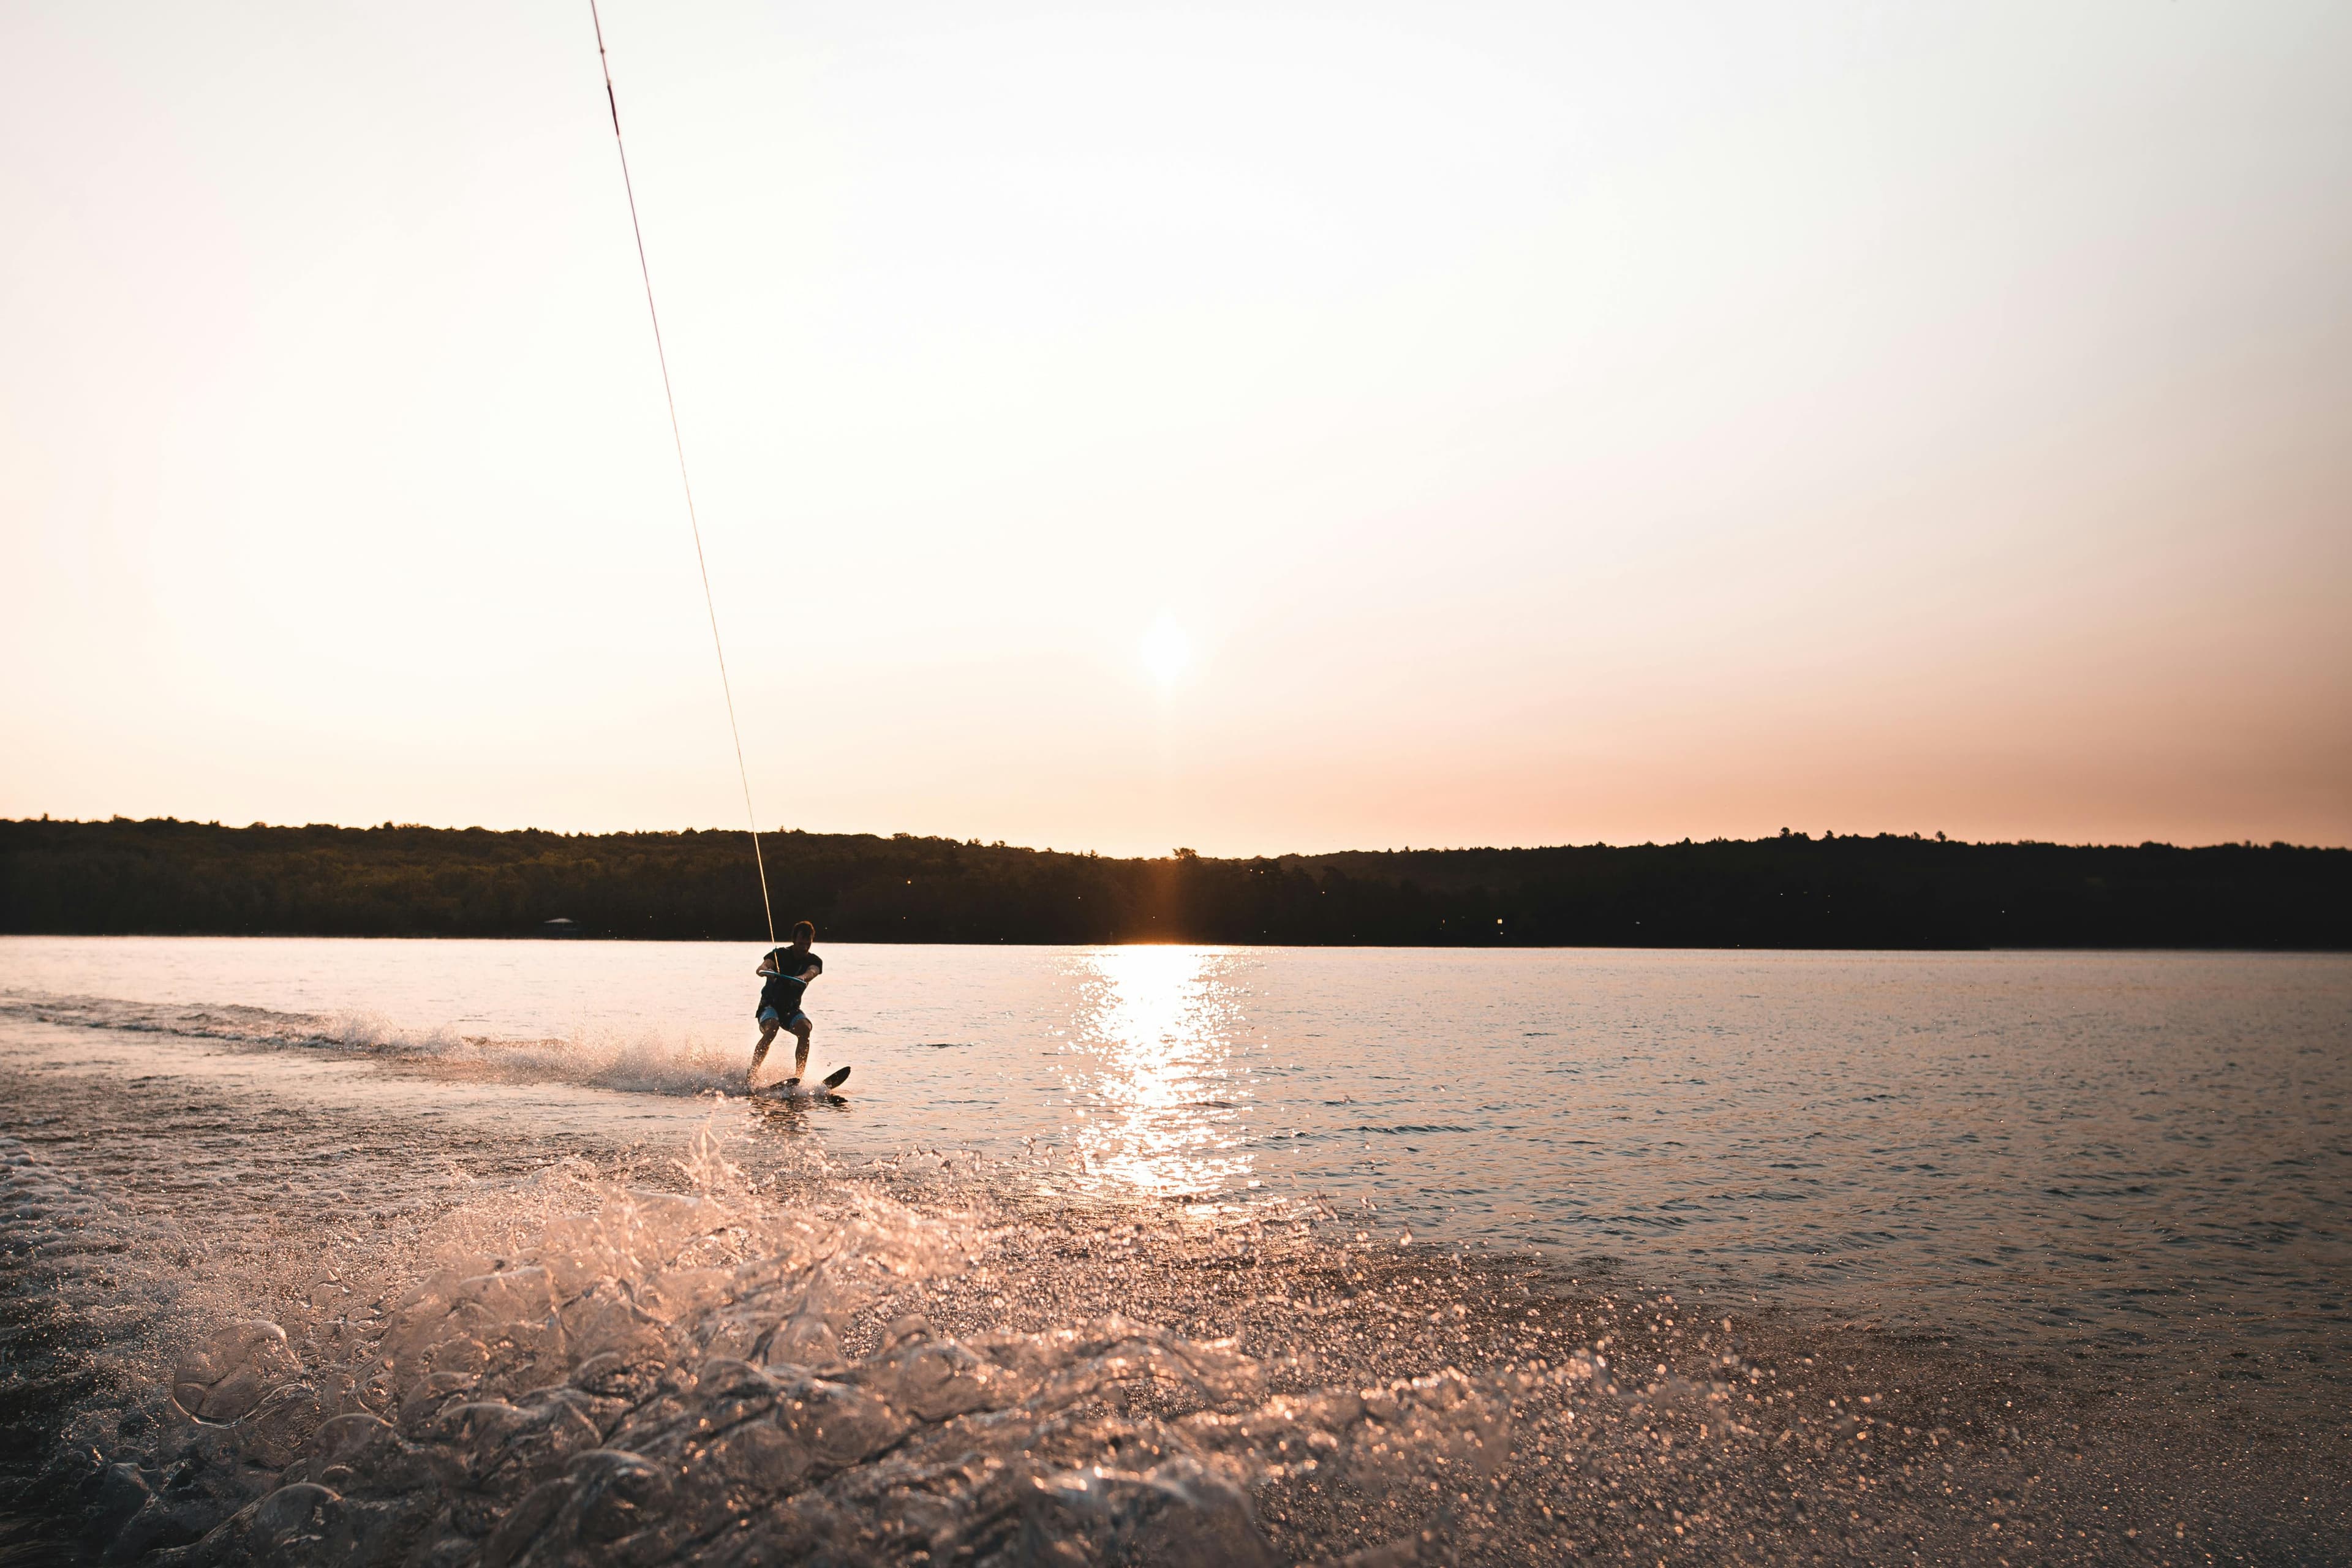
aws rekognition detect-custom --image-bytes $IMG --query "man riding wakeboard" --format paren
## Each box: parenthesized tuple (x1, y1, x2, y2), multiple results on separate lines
(750, 919, 821, 1091)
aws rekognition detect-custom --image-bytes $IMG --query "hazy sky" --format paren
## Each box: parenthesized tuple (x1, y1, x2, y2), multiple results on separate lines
(4, 1, 2347, 856)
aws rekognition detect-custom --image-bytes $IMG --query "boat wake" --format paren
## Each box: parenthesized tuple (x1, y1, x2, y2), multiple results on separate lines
(9, 1131, 1578, 1565)
(0, 991, 743, 1099)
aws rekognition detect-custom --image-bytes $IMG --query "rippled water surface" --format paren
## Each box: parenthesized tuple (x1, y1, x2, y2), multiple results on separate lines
(1, 937, 2346, 1564)
(7, 939, 2344, 1354)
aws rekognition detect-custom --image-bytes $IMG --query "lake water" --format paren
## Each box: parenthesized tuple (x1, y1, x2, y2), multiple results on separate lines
(2, 937, 2346, 1563)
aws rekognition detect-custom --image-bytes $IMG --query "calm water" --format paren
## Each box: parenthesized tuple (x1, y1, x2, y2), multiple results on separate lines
(3, 937, 2344, 1362)
(2, 937, 2346, 1562)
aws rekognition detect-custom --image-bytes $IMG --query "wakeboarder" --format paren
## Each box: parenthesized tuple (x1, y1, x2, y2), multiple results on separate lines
(750, 920, 822, 1090)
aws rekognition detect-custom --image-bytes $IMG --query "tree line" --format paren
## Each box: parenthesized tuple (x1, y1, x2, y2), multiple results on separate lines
(1, 817, 2344, 949)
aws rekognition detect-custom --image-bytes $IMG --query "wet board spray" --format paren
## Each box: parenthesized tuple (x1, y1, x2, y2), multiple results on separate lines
(757, 1065, 851, 1100)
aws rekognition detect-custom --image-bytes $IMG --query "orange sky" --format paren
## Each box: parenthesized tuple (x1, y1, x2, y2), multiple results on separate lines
(3, 2, 2347, 855)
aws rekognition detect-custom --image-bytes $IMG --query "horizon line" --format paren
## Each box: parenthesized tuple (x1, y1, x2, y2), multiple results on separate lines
(9, 815, 2346, 858)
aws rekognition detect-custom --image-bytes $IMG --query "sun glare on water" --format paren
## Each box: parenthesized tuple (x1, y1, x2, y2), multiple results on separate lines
(1068, 946, 1251, 1202)
(1140, 616, 1192, 691)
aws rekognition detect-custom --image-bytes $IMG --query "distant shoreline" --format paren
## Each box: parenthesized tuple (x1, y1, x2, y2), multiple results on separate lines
(6, 818, 2345, 950)
(6, 935, 2346, 957)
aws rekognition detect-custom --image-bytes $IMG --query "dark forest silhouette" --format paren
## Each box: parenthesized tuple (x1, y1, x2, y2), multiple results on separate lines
(4, 818, 2343, 949)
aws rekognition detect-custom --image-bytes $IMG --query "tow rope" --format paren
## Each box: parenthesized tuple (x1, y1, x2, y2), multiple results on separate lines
(589, 1, 777, 948)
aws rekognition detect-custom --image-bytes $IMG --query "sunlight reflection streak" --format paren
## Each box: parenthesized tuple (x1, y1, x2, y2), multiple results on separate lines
(1062, 947, 1254, 1204)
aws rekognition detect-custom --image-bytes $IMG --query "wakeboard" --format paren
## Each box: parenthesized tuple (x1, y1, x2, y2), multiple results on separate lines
(756, 1065, 851, 1102)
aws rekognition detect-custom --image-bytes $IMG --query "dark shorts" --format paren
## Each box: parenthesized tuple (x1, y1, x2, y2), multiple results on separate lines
(758, 1008, 810, 1031)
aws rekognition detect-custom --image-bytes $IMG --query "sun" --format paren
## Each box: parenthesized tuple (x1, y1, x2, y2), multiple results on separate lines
(1139, 616, 1192, 691)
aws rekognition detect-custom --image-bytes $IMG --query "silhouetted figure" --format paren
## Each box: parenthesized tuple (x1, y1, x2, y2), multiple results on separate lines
(750, 919, 821, 1090)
